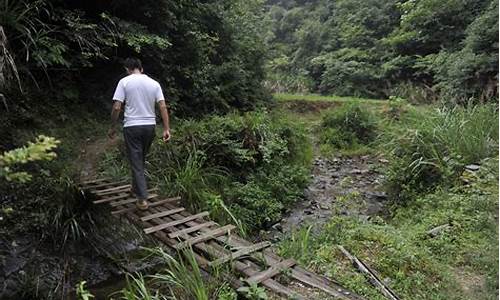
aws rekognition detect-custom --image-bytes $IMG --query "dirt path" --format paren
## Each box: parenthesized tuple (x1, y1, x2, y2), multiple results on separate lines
(77, 135, 119, 181)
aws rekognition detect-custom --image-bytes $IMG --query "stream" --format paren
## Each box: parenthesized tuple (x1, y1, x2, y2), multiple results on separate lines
(265, 154, 389, 240)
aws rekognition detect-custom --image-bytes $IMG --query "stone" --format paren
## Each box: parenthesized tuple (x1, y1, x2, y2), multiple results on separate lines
(379, 158, 389, 163)
(366, 191, 387, 199)
(304, 209, 313, 215)
(319, 203, 330, 210)
(465, 164, 480, 171)
(272, 222, 283, 232)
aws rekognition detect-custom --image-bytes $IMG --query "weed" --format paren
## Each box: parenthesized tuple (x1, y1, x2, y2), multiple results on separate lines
(115, 273, 161, 300)
(237, 282, 268, 300)
(278, 225, 313, 263)
(75, 281, 94, 300)
(148, 247, 210, 300)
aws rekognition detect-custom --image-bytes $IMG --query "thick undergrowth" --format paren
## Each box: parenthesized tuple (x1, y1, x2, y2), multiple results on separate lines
(99, 111, 313, 233)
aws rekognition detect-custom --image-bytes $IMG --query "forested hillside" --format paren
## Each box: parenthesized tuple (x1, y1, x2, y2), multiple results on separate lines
(264, 0, 498, 102)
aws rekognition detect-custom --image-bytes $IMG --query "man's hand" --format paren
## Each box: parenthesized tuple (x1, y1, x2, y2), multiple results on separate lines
(162, 129, 171, 143)
(108, 127, 117, 140)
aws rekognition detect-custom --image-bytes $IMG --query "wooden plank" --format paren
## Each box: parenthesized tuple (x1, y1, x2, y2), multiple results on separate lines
(102, 196, 248, 296)
(174, 225, 235, 250)
(206, 227, 364, 300)
(81, 177, 111, 185)
(160, 202, 362, 299)
(144, 202, 306, 300)
(94, 184, 131, 194)
(111, 196, 181, 215)
(246, 259, 296, 285)
(93, 188, 157, 204)
(144, 212, 209, 234)
(110, 194, 158, 207)
(339, 245, 400, 300)
(209, 241, 271, 268)
(94, 185, 132, 196)
(85, 180, 127, 190)
(140, 207, 186, 221)
(168, 221, 216, 239)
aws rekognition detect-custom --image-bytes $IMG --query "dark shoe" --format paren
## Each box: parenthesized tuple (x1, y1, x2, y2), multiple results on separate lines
(136, 199, 149, 210)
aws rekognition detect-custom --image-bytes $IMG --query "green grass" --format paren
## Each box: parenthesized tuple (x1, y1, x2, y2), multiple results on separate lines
(274, 92, 385, 104)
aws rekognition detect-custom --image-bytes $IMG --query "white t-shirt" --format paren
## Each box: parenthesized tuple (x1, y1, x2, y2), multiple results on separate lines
(112, 74, 164, 127)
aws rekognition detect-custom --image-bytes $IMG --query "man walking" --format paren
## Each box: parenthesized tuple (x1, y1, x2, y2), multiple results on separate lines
(108, 58, 170, 210)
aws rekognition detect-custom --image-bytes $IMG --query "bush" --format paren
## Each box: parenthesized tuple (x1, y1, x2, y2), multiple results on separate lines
(385, 104, 498, 203)
(319, 104, 378, 149)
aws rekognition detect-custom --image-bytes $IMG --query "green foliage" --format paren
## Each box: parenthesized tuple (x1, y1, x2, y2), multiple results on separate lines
(76, 281, 94, 300)
(383, 96, 408, 120)
(264, 0, 498, 103)
(278, 225, 313, 263)
(320, 104, 378, 149)
(0, 135, 59, 182)
(216, 284, 238, 300)
(1, 0, 269, 117)
(117, 273, 161, 300)
(237, 282, 268, 300)
(384, 104, 498, 202)
(149, 247, 209, 300)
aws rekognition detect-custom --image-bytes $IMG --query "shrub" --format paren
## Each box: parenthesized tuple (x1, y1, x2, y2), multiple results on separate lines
(319, 104, 378, 149)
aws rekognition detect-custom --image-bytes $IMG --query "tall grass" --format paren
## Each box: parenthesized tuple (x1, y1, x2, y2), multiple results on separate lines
(278, 225, 313, 263)
(115, 273, 162, 300)
(163, 149, 226, 211)
(148, 247, 210, 300)
(385, 103, 499, 202)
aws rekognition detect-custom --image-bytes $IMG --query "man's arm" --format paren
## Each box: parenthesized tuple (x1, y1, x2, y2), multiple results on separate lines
(108, 100, 122, 139)
(157, 100, 170, 142)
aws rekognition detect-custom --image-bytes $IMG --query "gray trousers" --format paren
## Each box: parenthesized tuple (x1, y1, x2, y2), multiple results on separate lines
(123, 125, 155, 200)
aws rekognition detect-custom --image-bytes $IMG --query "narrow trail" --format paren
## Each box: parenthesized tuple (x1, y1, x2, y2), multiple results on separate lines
(77, 136, 119, 181)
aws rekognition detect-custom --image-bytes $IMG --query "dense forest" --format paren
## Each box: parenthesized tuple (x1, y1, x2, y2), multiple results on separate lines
(0, 0, 498, 299)
(264, 0, 498, 102)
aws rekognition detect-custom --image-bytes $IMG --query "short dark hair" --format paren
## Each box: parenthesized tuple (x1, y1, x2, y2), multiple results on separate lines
(123, 57, 142, 70)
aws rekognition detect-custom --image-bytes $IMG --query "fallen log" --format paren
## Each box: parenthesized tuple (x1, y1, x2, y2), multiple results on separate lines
(338, 245, 400, 300)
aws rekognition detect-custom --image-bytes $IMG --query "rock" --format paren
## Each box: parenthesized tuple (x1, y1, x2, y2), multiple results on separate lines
(427, 224, 452, 237)
(351, 169, 362, 174)
(366, 191, 387, 199)
(319, 203, 330, 210)
(271, 222, 283, 232)
(351, 169, 369, 175)
(304, 209, 313, 215)
(465, 164, 480, 171)
(379, 158, 389, 163)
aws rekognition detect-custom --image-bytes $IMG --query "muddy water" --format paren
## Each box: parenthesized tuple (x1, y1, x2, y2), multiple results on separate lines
(267, 155, 389, 238)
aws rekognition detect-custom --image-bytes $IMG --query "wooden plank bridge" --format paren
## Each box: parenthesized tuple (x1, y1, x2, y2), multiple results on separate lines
(80, 178, 364, 300)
